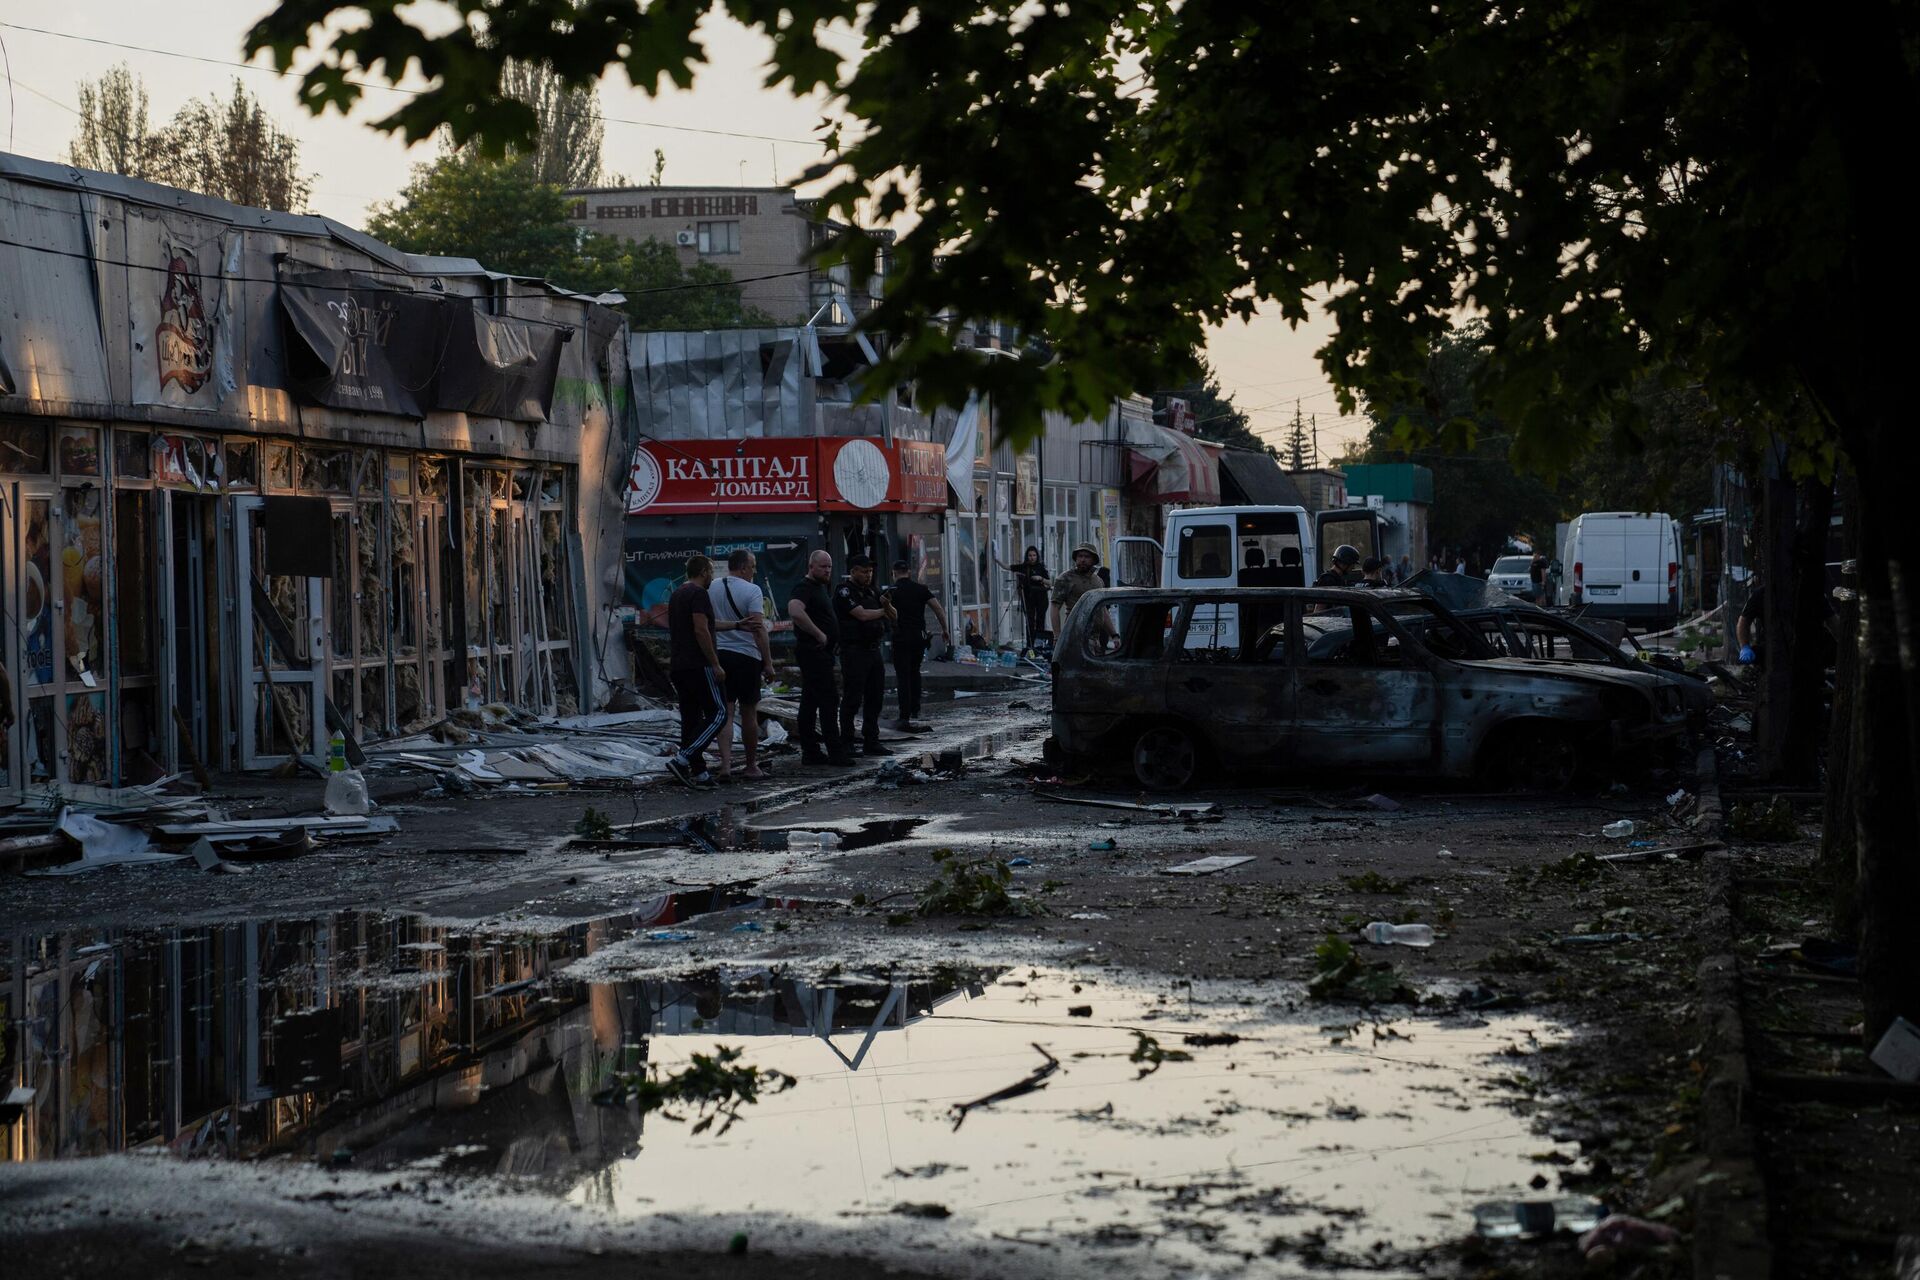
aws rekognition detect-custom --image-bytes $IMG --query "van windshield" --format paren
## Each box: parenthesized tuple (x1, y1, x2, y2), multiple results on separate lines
(1492, 556, 1533, 573)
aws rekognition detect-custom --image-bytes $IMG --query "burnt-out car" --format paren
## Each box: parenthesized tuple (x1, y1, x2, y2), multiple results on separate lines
(1403, 572, 1714, 726)
(1047, 587, 1690, 791)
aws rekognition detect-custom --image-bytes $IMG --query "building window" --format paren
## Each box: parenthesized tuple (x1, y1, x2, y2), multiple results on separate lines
(697, 221, 740, 255)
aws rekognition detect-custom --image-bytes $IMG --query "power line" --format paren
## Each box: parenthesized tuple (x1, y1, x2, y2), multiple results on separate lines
(0, 19, 834, 150)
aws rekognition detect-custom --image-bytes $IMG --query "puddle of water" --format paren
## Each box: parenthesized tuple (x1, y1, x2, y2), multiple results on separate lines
(672, 812, 929, 853)
(3, 908, 1571, 1272)
(566, 972, 1571, 1270)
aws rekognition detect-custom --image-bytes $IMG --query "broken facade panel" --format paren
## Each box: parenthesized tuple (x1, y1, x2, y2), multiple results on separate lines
(0, 153, 632, 792)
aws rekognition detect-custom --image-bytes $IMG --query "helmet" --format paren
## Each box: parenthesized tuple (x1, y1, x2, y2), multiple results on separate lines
(1333, 544, 1361, 566)
(1072, 542, 1100, 563)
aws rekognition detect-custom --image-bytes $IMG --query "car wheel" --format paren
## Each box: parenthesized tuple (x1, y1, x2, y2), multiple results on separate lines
(1132, 723, 1199, 792)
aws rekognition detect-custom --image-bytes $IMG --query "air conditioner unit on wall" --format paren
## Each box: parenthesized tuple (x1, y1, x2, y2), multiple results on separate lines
(675, 230, 697, 247)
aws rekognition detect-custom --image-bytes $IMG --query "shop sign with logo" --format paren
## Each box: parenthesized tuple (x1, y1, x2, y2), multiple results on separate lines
(627, 439, 817, 514)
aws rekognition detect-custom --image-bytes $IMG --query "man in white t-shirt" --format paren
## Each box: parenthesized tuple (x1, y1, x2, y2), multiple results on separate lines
(709, 548, 776, 780)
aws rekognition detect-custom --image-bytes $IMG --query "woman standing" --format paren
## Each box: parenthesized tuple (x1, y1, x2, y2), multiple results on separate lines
(999, 546, 1052, 654)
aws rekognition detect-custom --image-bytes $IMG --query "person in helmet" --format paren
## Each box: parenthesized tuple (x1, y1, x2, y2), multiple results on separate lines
(1315, 543, 1363, 588)
(1050, 543, 1105, 636)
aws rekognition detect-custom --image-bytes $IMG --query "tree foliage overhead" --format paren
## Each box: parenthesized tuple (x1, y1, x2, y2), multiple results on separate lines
(366, 149, 767, 331)
(246, 0, 1886, 457)
(68, 68, 313, 211)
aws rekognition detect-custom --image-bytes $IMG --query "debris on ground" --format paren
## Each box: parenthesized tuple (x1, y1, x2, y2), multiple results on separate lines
(1726, 794, 1800, 841)
(950, 1043, 1059, 1129)
(1471, 1195, 1608, 1238)
(917, 850, 1045, 917)
(1035, 790, 1221, 821)
(1576, 1213, 1682, 1258)
(1871, 1017, 1920, 1083)
(1163, 855, 1253, 876)
(1308, 935, 1421, 1004)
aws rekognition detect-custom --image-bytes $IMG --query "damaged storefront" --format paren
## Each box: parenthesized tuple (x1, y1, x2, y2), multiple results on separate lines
(0, 154, 631, 792)
(621, 330, 947, 648)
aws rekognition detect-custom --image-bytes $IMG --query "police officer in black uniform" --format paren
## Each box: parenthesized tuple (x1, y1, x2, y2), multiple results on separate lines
(834, 555, 894, 756)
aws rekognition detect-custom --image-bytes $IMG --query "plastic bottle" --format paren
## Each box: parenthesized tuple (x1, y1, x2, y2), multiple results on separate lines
(784, 830, 843, 850)
(1361, 921, 1435, 947)
(323, 732, 372, 816)
(1601, 820, 1635, 838)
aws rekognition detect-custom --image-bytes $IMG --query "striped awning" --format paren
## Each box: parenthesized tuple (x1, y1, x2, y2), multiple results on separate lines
(1127, 423, 1222, 505)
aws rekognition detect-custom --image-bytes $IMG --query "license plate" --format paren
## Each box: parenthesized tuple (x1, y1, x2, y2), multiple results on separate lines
(1587, 585, 1620, 596)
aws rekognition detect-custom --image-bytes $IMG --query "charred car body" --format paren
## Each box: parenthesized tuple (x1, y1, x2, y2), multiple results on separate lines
(1048, 587, 1690, 791)
(1404, 572, 1715, 726)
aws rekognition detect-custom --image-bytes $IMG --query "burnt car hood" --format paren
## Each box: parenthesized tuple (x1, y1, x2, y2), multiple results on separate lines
(1402, 570, 1542, 613)
(1463, 655, 1671, 696)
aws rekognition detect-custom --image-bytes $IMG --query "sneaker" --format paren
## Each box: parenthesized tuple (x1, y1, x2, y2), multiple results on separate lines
(689, 771, 717, 789)
(801, 751, 831, 766)
(666, 756, 694, 787)
(862, 741, 895, 757)
(827, 751, 858, 767)
(888, 718, 914, 733)
(904, 721, 934, 733)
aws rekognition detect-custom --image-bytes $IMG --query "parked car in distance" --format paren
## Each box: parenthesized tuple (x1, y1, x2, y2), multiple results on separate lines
(1048, 587, 1690, 791)
(1487, 555, 1537, 597)
(1560, 512, 1682, 629)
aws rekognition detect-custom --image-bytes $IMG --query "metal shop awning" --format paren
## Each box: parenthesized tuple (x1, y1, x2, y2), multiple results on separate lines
(1127, 423, 1222, 505)
(1218, 448, 1304, 506)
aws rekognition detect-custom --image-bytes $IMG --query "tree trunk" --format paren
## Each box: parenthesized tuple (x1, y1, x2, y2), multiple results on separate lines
(1782, 473, 1835, 781)
(1819, 470, 1861, 929)
(1752, 460, 1796, 778)
(1851, 467, 1920, 1043)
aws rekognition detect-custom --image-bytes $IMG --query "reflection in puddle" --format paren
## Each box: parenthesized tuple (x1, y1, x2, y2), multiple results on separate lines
(568, 972, 1572, 1270)
(3, 912, 1570, 1272)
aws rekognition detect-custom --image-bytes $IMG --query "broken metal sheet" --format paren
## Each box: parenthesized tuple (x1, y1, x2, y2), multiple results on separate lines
(1162, 855, 1255, 876)
(27, 810, 187, 876)
(1034, 790, 1221, 821)
(156, 815, 399, 838)
(528, 744, 634, 780)
(486, 754, 562, 782)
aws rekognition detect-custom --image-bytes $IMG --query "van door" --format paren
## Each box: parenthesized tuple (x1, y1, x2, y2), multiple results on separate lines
(1313, 509, 1384, 573)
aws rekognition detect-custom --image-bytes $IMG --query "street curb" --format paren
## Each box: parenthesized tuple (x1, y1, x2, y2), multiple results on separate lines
(1691, 741, 1772, 1280)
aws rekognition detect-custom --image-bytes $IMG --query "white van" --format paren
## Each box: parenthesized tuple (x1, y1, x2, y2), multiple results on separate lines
(1561, 512, 1682, 630)
(1115, 505, 1385, 647)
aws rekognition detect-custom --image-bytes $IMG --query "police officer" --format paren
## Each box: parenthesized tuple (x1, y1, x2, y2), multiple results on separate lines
(835, 554, 893, 756)
(786, 549, 853, 766)
(1315, 544, 1362, 587)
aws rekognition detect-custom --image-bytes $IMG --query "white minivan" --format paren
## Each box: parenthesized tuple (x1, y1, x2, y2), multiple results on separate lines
(1561, 512, 1682, 630)
(1115, 505, 1386, 648)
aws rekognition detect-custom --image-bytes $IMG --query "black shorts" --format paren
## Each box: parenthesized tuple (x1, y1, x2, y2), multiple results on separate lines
(718, 650, 764, 706)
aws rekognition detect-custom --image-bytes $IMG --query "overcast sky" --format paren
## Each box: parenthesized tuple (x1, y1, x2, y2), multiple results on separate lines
(0, 3, 1366, 456)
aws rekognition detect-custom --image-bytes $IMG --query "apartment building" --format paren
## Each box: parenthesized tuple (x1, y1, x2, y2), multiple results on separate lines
(565, 185, 888, 325)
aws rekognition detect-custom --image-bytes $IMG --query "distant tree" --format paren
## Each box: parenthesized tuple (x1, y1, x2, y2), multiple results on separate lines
(1280, 403, 1313, 470)
(368, 150, 768, 329)
(1355, 324, 1563, 567)
(68, 64, 157, 179)
(1152, 355, 1270, 455)
(493, 60, 604, 189)
(148, 81, 314, 212)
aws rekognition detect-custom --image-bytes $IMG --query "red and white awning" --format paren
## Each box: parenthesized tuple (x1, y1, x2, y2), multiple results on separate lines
(1127, 424, 1222, 505)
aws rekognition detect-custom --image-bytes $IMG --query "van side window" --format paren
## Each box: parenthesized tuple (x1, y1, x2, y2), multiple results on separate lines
(1177, 524, 1233, 579)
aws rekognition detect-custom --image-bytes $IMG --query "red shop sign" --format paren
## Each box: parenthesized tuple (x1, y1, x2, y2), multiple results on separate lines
(817, 437, 952, 513)
(896, 440, 949, 511)
(627, 438, 817, 514)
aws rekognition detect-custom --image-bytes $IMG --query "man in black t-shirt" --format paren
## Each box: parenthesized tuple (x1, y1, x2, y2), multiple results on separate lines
(786, 549, 853, 765)
(835, 555, 894, 756)
(665, 555, 729, 788)
(886, 558, 950, 732)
